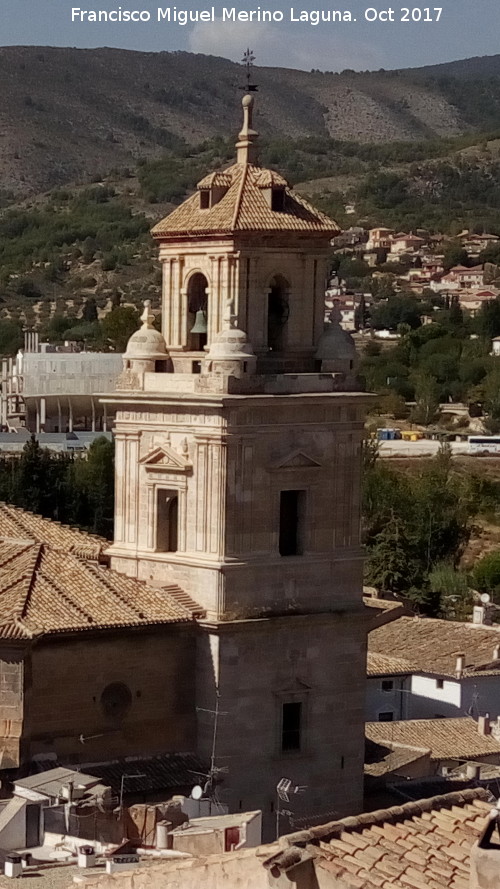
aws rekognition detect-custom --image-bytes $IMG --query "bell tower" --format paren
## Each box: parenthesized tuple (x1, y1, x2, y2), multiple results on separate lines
(104, 84, 369, 836)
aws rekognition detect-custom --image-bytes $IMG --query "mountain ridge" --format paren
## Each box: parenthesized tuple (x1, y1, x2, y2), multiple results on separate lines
(1, 46, 500, 196)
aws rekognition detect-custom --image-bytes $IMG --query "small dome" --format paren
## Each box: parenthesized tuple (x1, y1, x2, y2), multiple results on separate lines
(316, 305, 357, 362)
(124, 301, 168, 361)
(207, 327, 256, 361)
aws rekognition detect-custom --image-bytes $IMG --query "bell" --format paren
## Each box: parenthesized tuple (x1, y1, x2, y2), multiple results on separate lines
(190, 309, 208, 334)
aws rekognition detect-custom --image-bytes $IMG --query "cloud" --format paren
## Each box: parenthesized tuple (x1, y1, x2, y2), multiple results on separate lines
(188, 18, 385, 71)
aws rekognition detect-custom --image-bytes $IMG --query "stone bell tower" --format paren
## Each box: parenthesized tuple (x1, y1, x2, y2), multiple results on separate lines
(104, 92, 369, 836)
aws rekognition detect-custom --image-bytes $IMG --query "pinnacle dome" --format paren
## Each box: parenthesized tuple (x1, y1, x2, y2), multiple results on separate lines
(124, 300, 169, 361)
(207, 327, 256, 361)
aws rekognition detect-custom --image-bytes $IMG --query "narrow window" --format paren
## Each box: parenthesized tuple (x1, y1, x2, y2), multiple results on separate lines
(378, 711, 394, 722)
(436, 679, 444, 689)
(200, 190, 210, 209)
(279, 490, 306, 556)
(282, 701, 302, 751)
(156, 490, 178, 552)
(381, 679, 394, 692)
(271, 188, 285, 211)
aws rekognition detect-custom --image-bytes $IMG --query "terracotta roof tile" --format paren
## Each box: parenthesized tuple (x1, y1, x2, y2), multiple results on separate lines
(367, 652, 415, 675)
(366, 717, 500, 761)
(369, 615, 500, 677)
(151, 163, 339, 239)
(0, 540, 196, 638)
(0, 502, 106, 560)
(270, 788, 494, 889)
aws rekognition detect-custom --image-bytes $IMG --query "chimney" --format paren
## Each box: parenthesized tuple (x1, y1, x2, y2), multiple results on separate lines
(456, 654, 465, 679)
(494, 645, 500, 661)
(478, 715, 491, 736)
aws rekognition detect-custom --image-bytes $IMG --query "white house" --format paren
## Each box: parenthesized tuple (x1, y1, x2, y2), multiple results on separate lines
(367, 615, 500, 722)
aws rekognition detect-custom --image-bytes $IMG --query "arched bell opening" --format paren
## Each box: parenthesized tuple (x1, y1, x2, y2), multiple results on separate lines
(267, 275, 290, 352)
(187, 273, 209, 351)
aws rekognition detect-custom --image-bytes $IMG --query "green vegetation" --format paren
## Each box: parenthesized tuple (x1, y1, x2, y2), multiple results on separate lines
(0, 436, 114, 538)
(360, 299, 500, 422)
(0, 186, 149, 283)
(363, 444, 483, 616)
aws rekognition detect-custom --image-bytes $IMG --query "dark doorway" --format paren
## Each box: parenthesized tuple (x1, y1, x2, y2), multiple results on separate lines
(26, 804, 41, 847)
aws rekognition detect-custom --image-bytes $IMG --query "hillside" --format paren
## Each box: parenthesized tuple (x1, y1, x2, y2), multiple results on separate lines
(3, 46, 500, 196)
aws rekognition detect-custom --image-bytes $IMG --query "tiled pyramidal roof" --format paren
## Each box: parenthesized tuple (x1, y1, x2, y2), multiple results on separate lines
(266, 788, 493, 889)
(0, 540, 194, 639)
(151, 163, 340, 239)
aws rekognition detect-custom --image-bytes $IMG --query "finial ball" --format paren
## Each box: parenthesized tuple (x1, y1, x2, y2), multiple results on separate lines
(242, 94, 253, 108)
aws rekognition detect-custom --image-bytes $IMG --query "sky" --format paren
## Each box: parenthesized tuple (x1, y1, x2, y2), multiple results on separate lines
(2, 0, 500, 72)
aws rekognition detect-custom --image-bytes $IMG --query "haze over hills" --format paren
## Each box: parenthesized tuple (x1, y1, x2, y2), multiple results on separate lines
(2, 46, 500, 196)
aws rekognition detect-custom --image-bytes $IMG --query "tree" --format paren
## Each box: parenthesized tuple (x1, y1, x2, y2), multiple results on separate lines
(473, 551, 500, 599)
(410, 373, 440, 425)
(82, 296, 98, 323)
(365, 511, 417, 594)
(100, 306, 139, 351)
(354, 293, 369, 331)
(382, 391, 409, 419)
(71, 437, 114, 536)
(448, 294, 464, 328)
(475, 298, 500, 339)
(0, 320, 23, 356)
(370, 294, 422, 331)
(442, 242, 469, 272)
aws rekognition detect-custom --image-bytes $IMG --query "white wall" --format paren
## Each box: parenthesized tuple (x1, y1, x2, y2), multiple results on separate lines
(408, 675, 462, 718)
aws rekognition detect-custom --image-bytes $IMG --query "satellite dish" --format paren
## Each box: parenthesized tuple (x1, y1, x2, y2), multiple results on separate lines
(190, 785, 203, 800)
(481, 593, 491, 604)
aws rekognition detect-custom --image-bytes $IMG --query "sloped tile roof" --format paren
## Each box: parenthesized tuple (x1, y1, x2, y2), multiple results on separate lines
(0, 540, 194, 639)
(151, 163, 340, 238)
(271, 788, 492, 889)
(0, 502, 106, 561)
(366, 717, 500, 761)
(367, 652, 415, 676)
(365, 741, 430, 777)
(369, 616, 500, 677)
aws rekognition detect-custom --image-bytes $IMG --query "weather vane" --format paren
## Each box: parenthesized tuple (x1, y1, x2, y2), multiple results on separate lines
(239, 48, 258, 92)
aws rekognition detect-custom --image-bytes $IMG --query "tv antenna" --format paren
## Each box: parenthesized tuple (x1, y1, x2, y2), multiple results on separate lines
(276, 778, 307, 839)
(239, 48, 258, 93)
(192, 689, 229, 810)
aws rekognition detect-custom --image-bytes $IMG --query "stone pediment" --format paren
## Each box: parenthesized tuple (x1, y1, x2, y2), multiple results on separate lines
(275, 678, 312, 696)
(270, 450, 321, 471)
(140, 445, 191, 473)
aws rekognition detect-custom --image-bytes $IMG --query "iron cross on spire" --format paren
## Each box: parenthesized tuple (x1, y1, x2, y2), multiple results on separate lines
(239, 48, 258, 92)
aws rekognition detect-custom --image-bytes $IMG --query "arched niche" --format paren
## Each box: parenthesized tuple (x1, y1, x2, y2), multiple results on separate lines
(187, 272, 209, 351)
(267, 274, 290, 352)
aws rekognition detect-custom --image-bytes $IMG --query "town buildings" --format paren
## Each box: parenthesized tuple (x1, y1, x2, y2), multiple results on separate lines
(367, 615, 500, 721)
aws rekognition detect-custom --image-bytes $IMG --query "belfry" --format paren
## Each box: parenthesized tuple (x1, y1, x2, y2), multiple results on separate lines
(104, 88, 370, 834)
